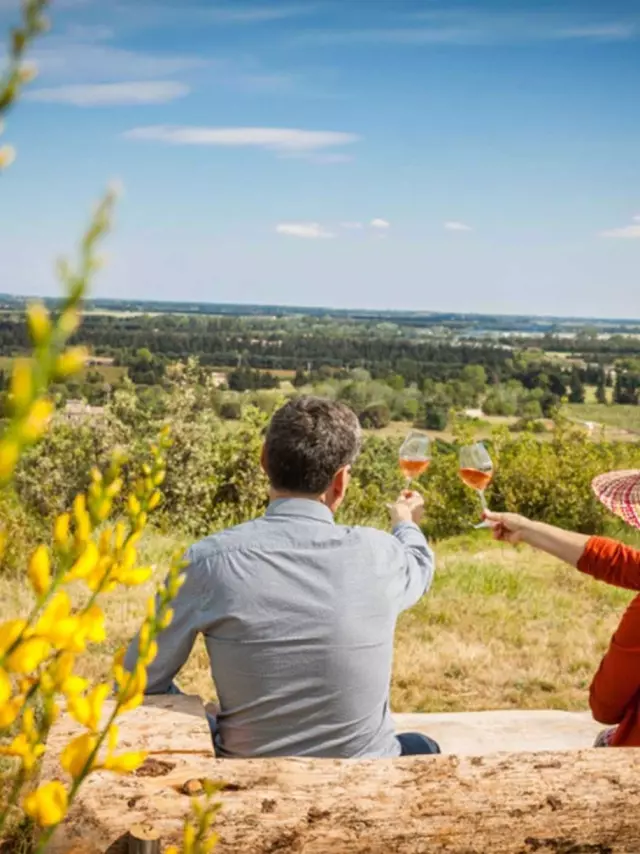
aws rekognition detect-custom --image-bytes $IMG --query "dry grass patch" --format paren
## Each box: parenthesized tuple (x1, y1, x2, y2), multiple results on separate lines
(392, 536, 631, 713)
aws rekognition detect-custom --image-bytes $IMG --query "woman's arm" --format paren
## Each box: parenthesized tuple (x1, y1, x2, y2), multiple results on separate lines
(483, 511, 589, 566)
(484, 512, 640, 590)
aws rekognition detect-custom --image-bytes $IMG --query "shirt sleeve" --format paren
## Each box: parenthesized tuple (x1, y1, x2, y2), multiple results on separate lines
(124, 551, 212, 694)
(577, 537, 640, 591)
(589, 594, 640, 725)
(391, 522, 436, 612)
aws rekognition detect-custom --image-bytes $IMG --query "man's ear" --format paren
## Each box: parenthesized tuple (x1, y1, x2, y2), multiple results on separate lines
(260, 444, 268, 476)
(332, 465, 350, 502)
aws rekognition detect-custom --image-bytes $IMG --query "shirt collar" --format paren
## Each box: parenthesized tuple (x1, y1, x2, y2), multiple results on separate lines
(265, 497, 335, 524)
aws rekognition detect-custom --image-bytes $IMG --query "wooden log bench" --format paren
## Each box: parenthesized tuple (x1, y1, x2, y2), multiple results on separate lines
(43, 696, 640, 854)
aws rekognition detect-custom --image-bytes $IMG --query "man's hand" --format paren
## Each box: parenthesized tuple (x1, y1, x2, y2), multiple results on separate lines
(388, 490, 424, 527)
(483, 510, 533, 545)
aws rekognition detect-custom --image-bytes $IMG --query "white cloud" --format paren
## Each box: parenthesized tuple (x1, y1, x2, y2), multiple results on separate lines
(29, 34, 208, 83)
(26, 81, 190, 106)
(444, 221, 473, 232)
(557, 24, 636, 40)
(370, 218, 390, 229)
(600, 223, 640, 239)
(276, 222, 335, 239)
(124, 126, 360, 155)
(299, 11, 638, 47)
(600, 214, 640, 239)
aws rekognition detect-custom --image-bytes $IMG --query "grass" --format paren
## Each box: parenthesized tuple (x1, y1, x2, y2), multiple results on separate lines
(0, 356, 125, 385)
(563, 402, 640, 435)
(0, 530, 630, 717)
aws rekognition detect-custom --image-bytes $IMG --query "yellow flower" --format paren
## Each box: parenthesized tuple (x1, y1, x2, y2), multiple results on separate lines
(0, 618, 27, 655)
(73, 494, 91, 545)
(58, 308, 80, 337)
(6, 637, 51, 674)
(55, 347, 87, 378)
(114, 522, 127, 551)
(80, 605, 106, 644)
(116, 663, 147, 714)
(117, 567, 153, 587)
(140, 640, 158, 666)
(36, 591, 71, 637)
(61, 733, 98, 779)
(148, 491, 162, 511)
(28, 545, 51, 596)
(0, 696, 23, 728)
(68, 683, 110, 732)
(44, 652, 88, 698)
(23, 782, 68, 827)
(153, 470, 166, 487)
(105, 478, 123, 498)
(0, 439, 20, 480)
(53, 512, 71, 549)
(0, 668, 11, 705)
(103, 751, 146, 774)
(158, 609, 174, 631)
(21, 398, 54, 443)
(26, 302, 51, 346)
(127, 494, 141, 517)
(0, 145, 16, 170)
(10, 359, 33, 413)
(46, 616, 84, 652)
(135, 512, 148, 532)
(66, 542, 99, 581)
(0, 733, 45, 772)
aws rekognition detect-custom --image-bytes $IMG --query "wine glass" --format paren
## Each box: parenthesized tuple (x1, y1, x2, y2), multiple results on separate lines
(399, 431, 431, 486)
(459, 442, 493, 528)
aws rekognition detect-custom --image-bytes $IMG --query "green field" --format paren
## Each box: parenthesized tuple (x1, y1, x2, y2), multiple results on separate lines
(563, 402, 640, 434)
(0, 356, 125, 384)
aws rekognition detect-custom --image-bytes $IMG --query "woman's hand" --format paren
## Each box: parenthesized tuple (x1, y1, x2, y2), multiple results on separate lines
(483, 510, 532, 545)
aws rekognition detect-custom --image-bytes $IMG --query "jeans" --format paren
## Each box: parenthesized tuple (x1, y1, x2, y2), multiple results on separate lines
(396, 732, 441, 756)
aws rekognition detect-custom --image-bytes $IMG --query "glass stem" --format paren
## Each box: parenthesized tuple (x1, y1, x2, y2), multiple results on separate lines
(478, 489, 488, 511)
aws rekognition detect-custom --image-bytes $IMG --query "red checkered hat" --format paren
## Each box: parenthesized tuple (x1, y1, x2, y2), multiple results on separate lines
(592, 470, 640, 530)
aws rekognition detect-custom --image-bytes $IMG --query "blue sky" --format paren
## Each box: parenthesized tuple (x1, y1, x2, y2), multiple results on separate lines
(1, 0, 639, 318)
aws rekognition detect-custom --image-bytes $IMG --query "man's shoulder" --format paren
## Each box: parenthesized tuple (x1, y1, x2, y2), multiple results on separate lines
(187, 516, 267, 563)
(338, 522, 403, 550)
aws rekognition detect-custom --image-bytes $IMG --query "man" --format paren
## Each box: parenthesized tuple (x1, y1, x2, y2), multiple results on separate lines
(125, 396, 438, 758)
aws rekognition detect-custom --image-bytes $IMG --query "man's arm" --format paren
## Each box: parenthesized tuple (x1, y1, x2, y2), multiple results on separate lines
(124, 552, 210, 693)
(589, 594, 640, 725)
(388, 491, 435, 611)
(392, 521, 435, 611)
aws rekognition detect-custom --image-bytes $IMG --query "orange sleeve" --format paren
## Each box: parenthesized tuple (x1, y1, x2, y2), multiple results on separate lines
(577, 537, 640, 591)
(589, 594, 640, 725)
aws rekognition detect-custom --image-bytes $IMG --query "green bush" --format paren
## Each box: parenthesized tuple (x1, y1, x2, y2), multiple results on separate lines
(359, 402, 391, 430)
(220, 399, 242, 420)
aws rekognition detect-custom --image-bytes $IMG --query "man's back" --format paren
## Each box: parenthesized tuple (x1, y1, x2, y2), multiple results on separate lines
(135, 498, 435, 758)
